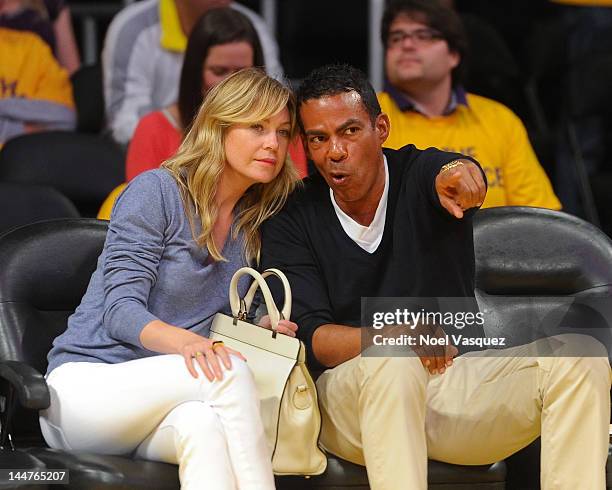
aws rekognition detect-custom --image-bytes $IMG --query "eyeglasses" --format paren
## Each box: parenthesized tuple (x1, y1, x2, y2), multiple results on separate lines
(387, 28, 445, 48)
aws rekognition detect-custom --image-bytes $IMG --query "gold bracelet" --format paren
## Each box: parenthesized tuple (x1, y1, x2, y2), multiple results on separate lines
(440, 160, 465, 173)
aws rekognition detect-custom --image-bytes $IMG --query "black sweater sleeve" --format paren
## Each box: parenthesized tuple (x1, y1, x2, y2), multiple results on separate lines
(398, 145, 486, 217)
(260, 196, 333, 371)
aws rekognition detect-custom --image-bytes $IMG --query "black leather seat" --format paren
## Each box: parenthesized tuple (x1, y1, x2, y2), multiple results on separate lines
(0, 219, 180, 489)
(0, 207, 610, 489)
(0, 132, 124, 217)
(70, 64, 104, 134)
(0, 182, 79, 237)
(474, 206, 612, 490)
(474, 206, 612, 354)
(282, 459, 505, 489)
(0, 218, 504, 488)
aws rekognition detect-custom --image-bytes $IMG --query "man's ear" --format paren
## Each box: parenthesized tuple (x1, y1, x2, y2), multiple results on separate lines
(376, 113, 391, 145)
(449, 49, 460, 70)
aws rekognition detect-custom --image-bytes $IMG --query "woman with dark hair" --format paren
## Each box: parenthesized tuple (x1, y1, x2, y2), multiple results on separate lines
(124, 7, 307, 183)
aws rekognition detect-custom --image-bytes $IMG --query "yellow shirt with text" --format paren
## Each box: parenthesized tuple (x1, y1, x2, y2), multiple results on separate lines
(378, 91, 561, 210)
(0, 28, 73, 107)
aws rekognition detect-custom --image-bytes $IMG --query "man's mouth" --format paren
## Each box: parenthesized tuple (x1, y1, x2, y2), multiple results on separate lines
(398, 57, 421, 65)
(329, 171, 350, 186)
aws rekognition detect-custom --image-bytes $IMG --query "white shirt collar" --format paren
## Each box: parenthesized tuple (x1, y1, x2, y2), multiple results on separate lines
(330, 156, 389, 254)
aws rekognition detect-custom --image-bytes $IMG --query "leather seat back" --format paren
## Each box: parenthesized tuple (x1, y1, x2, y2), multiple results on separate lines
(0, 132, 124, 217)
(0, 219, 107, 440)
(474, 207, 612, 354)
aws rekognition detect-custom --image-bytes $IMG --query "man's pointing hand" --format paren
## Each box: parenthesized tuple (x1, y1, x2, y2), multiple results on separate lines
(435, 160, 487, 218)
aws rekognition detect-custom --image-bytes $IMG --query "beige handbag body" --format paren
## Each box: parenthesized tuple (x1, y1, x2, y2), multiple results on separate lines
(210, 267, 327, 476)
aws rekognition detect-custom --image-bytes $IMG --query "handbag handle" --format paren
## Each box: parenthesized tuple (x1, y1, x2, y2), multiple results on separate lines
(243, 268, 292, 323)
(229, 267, 291, 330)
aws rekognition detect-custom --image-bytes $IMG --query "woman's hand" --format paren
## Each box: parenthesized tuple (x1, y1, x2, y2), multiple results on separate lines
(140, 320, 247, 381)
(180, 337, 247, 381)
(258, 315, 298, 337)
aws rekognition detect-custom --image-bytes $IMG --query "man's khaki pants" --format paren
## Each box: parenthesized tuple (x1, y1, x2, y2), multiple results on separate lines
(316, 334, 611, 490)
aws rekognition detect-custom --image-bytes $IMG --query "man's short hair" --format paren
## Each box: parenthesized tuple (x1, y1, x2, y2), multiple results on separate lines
(381, 0, 468, 86)
(296, 64, 382, 131)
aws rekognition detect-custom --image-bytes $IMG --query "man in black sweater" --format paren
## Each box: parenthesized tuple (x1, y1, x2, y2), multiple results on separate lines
(260, 64, 610, 489)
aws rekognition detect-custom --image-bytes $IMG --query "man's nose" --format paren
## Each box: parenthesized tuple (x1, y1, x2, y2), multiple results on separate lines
(328, 138, 347, 161)
(400, 34, 417, 50)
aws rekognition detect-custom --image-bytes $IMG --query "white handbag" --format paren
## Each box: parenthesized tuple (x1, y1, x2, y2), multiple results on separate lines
(210, 267, 327, 476)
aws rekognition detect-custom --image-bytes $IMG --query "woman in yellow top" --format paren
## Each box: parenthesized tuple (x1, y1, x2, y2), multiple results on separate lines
(0, 27, 75, 146)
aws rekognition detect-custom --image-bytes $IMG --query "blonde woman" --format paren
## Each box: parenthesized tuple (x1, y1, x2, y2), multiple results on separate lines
(40, 68, 299, 490)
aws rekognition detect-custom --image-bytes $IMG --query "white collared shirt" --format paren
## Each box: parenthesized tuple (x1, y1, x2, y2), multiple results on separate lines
(330, 157, 389, 254)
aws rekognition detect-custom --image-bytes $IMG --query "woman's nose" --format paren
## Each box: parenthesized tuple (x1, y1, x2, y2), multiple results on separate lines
(263, 131, 279, 151)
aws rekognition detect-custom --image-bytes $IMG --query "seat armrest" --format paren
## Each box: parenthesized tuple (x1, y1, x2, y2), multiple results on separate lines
(0, 361, 50, 410)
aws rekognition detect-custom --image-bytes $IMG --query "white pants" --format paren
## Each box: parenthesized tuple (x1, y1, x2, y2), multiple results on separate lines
(39, 354, 275, 490)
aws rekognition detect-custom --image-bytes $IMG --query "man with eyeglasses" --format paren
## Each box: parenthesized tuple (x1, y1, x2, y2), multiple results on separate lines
(378, 0, 561, 211)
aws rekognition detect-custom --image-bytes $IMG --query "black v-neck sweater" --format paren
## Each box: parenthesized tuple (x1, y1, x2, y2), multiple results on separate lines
(261, 145, 485, 370)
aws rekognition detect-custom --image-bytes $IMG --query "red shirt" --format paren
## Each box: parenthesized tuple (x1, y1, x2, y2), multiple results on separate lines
(289, 139, 308, 178)
(125, 111, 182, 181)
(126, 110, 308, 181)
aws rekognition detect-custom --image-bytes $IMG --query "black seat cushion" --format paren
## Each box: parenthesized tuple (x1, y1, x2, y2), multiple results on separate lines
(0, 449, 48, 490)
(0, 183, 79, 237)
(70, 64, 104, 134)
(276, 457, 505, 489)
(29, 447, 179, 489)
(0, 132, 124, 217)
(24, 447, 506, 489)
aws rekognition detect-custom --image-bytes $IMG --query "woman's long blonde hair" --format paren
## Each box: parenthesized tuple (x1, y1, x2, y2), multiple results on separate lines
(163, 68, 300, 263)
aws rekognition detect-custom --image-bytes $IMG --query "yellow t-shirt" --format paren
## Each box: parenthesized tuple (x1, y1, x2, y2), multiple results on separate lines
(378, 91, 561, 210)
(0, 27, 74, 108)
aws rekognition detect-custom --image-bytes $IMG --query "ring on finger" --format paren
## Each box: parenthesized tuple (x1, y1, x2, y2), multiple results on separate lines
(212, 341, 224, 351)
(191, 351, 203, 359)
